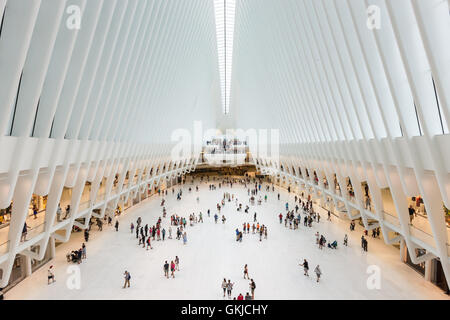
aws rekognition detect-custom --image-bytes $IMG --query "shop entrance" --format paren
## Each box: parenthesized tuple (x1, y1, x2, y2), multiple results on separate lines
(405, 248, 426, 276)
(2, 254, 26, 292)
(432, 259, 449, 294)
(30, 241, 52, 273)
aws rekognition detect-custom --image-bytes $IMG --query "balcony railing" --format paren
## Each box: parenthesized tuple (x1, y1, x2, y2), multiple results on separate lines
(25, 222, 46, 241)
(78, 200, 91, 213)
(383, 211, 401, 228)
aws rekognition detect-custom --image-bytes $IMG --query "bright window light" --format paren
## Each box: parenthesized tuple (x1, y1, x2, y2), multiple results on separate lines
(214, 0, 236, 114)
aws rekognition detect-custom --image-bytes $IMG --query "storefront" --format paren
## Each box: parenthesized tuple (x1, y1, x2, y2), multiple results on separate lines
(30, 242, 52, 273)
(0, 204, 11, 227)
(2, 254, 26, 292)
(431, 258, 449, 294)
(132, 193, 140, 206)
(30, 195, 48, 213)
(124, 196, 132, 211)
(0, 237, 55, 293)
(405, 248, 426, 276)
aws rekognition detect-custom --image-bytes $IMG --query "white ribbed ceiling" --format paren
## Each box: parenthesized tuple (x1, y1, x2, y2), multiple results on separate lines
(0, 0, 449, 144)
(231, 0, 450, 144)
(0, 0, 222, 144)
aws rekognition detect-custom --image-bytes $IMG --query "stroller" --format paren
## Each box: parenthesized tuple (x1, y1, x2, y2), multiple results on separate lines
(66, 250, 81, 263)
(328, 240, 338, 249)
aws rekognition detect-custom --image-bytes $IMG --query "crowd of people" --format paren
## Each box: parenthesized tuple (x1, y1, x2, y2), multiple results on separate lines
(35, 173, 381, 299)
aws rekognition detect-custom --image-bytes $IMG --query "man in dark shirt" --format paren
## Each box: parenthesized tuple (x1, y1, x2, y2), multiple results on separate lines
(408, 206, 415, 224)
(164, 261, 169, 278)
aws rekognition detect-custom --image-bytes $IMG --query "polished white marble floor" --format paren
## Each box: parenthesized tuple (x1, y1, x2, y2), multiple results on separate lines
(5, 179, 449, 300)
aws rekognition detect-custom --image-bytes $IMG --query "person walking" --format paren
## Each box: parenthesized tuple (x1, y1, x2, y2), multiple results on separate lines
(164, 261, 170, 279)
(82, 243, 86, 259)
(146, 236, 152, 250)
(115, 219, 119, 232)
(300, 259, 309, 276)
(244, 264, 249, 279)
(344, 234, 348, 246)
(123, 271, 131, 288)
(226, 280, 234, 299)
(408, 205, 415, 224)
(21, 222, 30, 242)
(249, 279, 256, 299)
(222, 278, 227, 297)
(47, 266, 56, 285)
(175, 256, 180, 271)
(56, 204, 62, 222)
(64, 205, 71, 219)
(314, 265, 322, 283)
(170, 260, 176, 278)
(183, 232, 187, 245)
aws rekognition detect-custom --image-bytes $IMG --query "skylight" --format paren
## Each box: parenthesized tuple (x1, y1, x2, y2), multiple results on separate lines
(214, 0, 236, 114)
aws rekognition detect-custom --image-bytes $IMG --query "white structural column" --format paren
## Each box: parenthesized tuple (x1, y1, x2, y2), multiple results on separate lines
(231, 0, 450, 288)
(0, 0, 220, 288)
(0, 0, 449, 293)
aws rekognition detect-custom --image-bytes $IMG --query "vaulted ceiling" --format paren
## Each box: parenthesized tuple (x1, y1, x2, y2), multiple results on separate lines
(0, 0, 450, 290)
(0, 0, 449, 145)
(0, 0, 221, 145)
